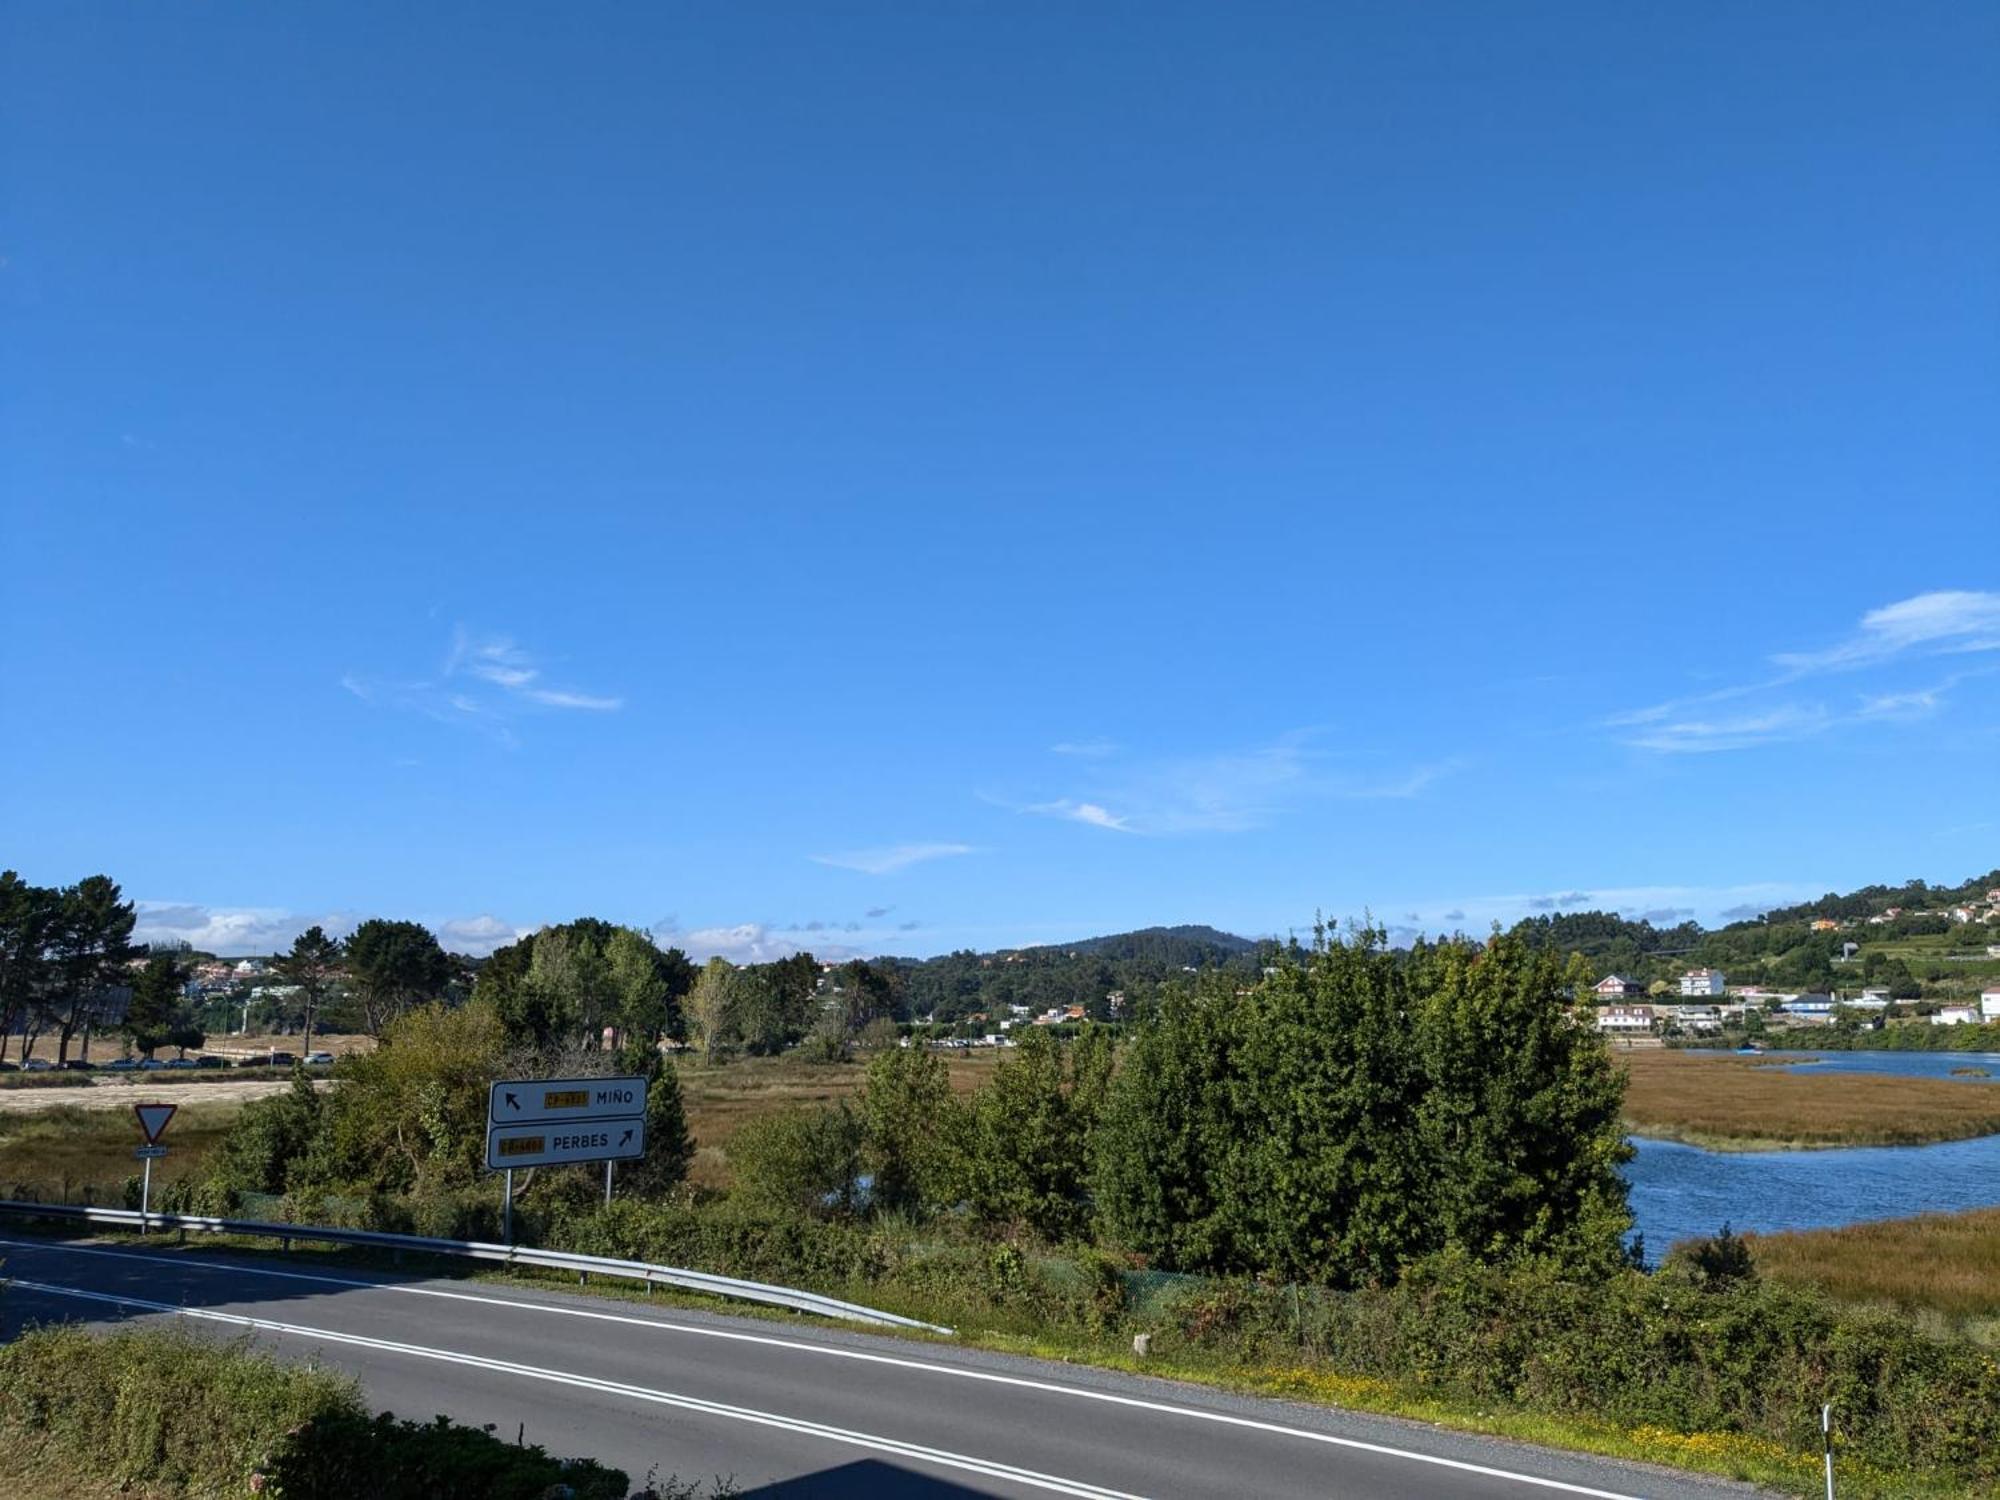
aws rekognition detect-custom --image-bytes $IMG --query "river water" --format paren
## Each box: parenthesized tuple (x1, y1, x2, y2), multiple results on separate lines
(1623, 1050, 2000, 1250)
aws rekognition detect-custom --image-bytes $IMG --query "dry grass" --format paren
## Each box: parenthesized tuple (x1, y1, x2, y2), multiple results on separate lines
(0, 1100, 241, 1202)
(677, 1048, 1002, 1187)
(1750, 1208, 2000, 1321)
(1619, 1049, 2000, 1149)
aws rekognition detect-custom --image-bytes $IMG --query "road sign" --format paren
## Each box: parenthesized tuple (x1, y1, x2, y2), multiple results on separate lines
(134, 1145, 168, 1159)
(485, 1116, 646, 1171)
(488, 1075, 647, 1126)
(133, 1102, 177, 1145)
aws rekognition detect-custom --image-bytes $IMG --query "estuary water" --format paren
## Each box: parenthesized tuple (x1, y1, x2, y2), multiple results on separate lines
(1625, 1051, 2000, 1250)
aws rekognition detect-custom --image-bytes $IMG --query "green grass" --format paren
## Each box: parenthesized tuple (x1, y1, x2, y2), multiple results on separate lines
(0, 1101, 239, 1202)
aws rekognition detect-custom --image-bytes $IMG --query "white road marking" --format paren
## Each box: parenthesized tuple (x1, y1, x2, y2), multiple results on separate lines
(1, 1237, 1655, 1499)
(8, 1276, 1143, 1500)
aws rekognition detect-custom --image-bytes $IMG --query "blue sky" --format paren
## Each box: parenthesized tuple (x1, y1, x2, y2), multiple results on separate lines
(3, 4, 1995, 959)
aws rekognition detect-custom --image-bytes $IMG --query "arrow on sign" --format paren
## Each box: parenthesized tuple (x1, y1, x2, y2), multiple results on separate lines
(504, 1091, 521, 1112)
(133, 1103, 177, 1146)
(619, 1128, 634, 1148)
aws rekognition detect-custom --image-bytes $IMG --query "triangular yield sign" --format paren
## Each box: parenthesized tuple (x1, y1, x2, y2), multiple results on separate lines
(133, 1103, 177, 1145)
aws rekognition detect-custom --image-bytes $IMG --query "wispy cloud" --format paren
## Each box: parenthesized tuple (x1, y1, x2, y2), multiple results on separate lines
(1772, 590, 2000, 672)
(1050, 738, 1118, 758)
(1025, 799, 1136, 832)
(1621, 705, 1833, 754)
(809, 842, 977, 876)
(1375, 881, 1810, 938)
(343, 626, 623, 741)
(1003, 733, 1454, 835)
(443, 628, 623, 712)
(1613, 591, 2000, 753)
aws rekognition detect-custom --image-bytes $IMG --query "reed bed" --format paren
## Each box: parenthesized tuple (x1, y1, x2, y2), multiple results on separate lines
(1749, 1207, 2000, 1319)
(1620, 1049, 2000, 1149)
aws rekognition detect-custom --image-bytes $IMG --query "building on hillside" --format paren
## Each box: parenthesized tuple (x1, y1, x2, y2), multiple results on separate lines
(1933, 1005, 1979, 1026)
(1980, 989, 2000, 1021)
(1810, 919, 1841, 932)
(1595, 1005, 1655, 1034)
(1950, 906, 1977, 924)
(1661, 1004, 1723, 1033)
(1593, 976, 1642, 1001)
(1678, 968, 1726, 997)
(1842, 995, 1889, 1011)
(1987, 945, 2000, 959)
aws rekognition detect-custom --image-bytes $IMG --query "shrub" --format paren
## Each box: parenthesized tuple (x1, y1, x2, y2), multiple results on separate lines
(0, 1325, 628, 1500)
(728, 1103, 864, 1219)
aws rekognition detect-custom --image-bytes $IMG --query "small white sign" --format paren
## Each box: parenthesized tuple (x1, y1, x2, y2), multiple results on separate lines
(487, 1076, 648, 1127)
(485, 1117, 646, 1171)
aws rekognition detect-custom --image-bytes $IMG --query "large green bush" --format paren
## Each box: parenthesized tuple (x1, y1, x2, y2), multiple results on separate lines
(1095, 930, 1630, 1284)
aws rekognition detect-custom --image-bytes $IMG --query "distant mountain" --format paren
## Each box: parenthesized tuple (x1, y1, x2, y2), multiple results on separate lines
(1026, 924, 1261, 966)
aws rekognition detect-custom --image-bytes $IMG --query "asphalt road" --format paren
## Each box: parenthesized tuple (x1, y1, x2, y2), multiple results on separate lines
(0, 1236, 1761, 1500)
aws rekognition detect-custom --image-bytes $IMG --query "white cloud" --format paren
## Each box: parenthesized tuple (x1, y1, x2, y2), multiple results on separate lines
(134, 903, 360, 955)
(1378, 881, 1812, 937)
(433, 914, 533, 956)
(136, 902, 529, 958)
(1050, 739, 1118, 758)
(1774, 590, 2000, 672)
(1025, 799, 1136, 832)
(1008, 733, 1453, 835)
(651, 920, 863, 965)
(809, 842, 977, 876)
(344, 625, 623, 739)
(1614, 591, 2000, 753)
(1621, 704, 1833, 754)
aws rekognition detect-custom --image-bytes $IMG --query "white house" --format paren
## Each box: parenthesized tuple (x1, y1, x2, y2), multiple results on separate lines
(1933, 1005, 1979, 1026)
(1980, 989, 2000, 1021)
(1595, 1005, 1655, 1033)
(1594, 976, 1642, 1001)
(1678, 968, 1727, 998)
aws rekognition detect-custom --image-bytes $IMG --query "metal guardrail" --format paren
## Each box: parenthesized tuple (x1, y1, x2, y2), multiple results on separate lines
(0, 1199, 952, 1335)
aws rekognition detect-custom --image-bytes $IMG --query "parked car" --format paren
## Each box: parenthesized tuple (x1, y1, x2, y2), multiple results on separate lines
(105, 1057, 141, 1071)
(165, 1057, 197, 1069)
(193, 1056, 226, 1069)
(0, 1060, 18, 1072)
(305, 1051, 334, 1065)
(267, 1051, 297, 1067)
(60, 1059, 94, 1071)
(138, 1058, 165, 1070)
(22, 1058, 54, 1072)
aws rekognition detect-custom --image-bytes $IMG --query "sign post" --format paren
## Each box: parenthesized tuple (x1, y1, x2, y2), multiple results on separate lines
(132, 1103, 177, 1233)
(485, 1077, 647, 1243)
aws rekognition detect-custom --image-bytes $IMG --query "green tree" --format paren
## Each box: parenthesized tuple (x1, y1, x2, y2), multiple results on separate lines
(0, 872, 59, 1066)
(686, 957, 749, 1063)
(963, 1027, 1096, 1239)
(729, 1103, 864, 1219)
(1406, 933, 1632, 1265)
(46, 875, 139, 1064)
(1092, 986, 1244, 1269)
(124, 951, 184, 1057)
(343, 919, 450, 1037)
(297, 1001, 507, 1195)
(276, 925, 344, 1054)
(860, 1043, 958, 1217)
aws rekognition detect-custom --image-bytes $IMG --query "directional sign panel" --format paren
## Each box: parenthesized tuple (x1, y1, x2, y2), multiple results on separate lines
(488, 1076, 647, 1127)
(133, 1102, 177, 1145)
(486, 1116, 646, 1170)
(134, 1145, 169, 1160)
